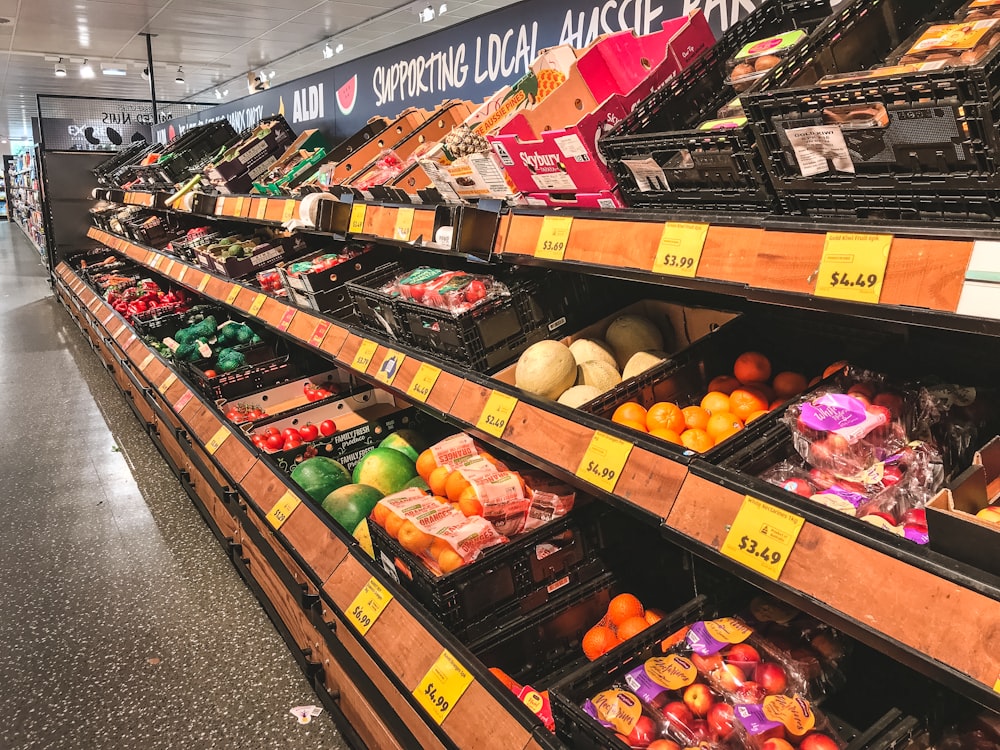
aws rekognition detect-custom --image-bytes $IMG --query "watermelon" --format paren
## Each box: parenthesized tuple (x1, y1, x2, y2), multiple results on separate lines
(403, 476, 431, 493)
(336, 75, 357, 117)
(379, 429, 429, 463)
(352, 447, 417, 496)
(291, 457, 351, 502)
(321, 484, 383, 534)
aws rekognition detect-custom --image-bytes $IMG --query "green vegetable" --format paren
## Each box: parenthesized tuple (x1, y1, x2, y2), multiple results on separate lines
(175, 316, 217, 345)
(216, 348, 247, 372)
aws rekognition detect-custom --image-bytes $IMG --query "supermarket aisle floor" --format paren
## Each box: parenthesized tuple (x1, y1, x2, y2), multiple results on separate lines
(0, 224, 345, 749)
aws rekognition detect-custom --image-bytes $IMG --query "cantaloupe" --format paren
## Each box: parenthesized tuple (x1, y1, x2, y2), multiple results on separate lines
(515, 340, 577, 400)
(569, 338, 617, 371)
(622, 350, 668, 380)
(605, 315, 665, 369)
(557, 385, 602, 408)
(576, 360, 622, 393)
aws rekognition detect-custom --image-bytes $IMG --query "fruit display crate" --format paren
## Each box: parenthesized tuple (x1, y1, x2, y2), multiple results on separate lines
(369, 502, 613, 642)
(216, 368, 354, 426)
(179, 339, 296, 401)
(343, 263, 413, 344)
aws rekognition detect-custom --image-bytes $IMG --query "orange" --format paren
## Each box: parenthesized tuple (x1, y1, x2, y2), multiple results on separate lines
(371, 504, 390, 527)
(385, 512, 406, 539)
(429, 538, 452, 561)
(823, 360, 849, 379)
(649, 428, 683, 444)
(707, 375, 741, 395)
(706, 412, 743, 441)
(746, 409, 770, 423)
(681, 405, 710, 431)
(445, 470, 472, 502)
(416, 449, 438, 481)
(438, 549, 465, 573)
(733, 351, 772, 384)
(742, 381, 775, 402)
(772, 371, 808, 399)
(457, 487, 484, 517)
(607, 593, 645, 626)
(729, 388, 769, 421)
(613, 402, 648, 425)
(713, 425, 744, 443)
(397, 521, 433, 554)
(489, 667, 522, 693)
(770, 399, 785, 410)
(617, 615, 652, 642)
(645, 609, 664, 626)
(431, 494, 450, 504)
(680, 429, 714, 453)
(582, 626, 620, 660)
(646, 402, 685, 433)
(808, 376, 822, 388)
(618, 418, 649, 433)
(428, 465, 451, 497)
(700, 391, 731, 415)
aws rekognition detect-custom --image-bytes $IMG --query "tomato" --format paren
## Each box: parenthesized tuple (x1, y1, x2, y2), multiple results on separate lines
(319, 419, 337, 436)
(284, 437, 303, 450)
(283, 427, 302, 441)
(265, 434, 284, 451)
(299, 423, 319, 442)
(263, 426, 281, 438)
(204, 369, 218, 378)
(313, 389, 333, 400)
(251, 434, 267, 448)
(464, 279, 487, 304)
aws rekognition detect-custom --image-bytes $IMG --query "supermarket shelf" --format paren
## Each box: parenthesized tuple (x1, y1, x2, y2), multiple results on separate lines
(86, 225, 1000, 712)
(52, 260, 559, 750)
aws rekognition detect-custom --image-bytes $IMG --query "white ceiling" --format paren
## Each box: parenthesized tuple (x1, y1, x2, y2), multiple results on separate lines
(0, 0, 519, 144)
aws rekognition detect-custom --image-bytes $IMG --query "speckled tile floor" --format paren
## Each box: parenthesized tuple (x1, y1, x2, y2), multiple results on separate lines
(0, 224, 346, 749)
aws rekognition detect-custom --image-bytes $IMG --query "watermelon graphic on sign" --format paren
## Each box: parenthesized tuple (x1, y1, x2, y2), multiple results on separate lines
(337, 75, 357, 116)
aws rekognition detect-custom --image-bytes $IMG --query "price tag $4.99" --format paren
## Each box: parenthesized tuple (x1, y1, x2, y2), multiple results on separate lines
(575, 431, 633, 493)
(413, 650, 474, 724)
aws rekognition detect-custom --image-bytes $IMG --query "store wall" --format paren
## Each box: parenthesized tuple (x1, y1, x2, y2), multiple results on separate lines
(157, 0, 785, 143)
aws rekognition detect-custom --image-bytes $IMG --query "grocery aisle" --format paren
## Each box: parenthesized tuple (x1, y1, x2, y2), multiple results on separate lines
(0, 223, 345, 749)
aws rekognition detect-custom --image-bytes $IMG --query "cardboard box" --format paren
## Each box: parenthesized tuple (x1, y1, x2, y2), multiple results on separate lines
(522, 190, 624, 209)
(333, 109, 430, 185)
(252, 129, 329, 194)
(204, 116, 297, 194)
(927, 436, 1000, 576)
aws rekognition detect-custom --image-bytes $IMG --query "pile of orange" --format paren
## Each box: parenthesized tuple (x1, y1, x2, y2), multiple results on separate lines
(415, 445, 526, 518)
(371, 502, 467, 573)
(610, 352, 828, 453)
(582, 593, 664, 661)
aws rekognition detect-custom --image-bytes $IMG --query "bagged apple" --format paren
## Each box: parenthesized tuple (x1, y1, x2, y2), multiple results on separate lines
(733, 696, 845, 750)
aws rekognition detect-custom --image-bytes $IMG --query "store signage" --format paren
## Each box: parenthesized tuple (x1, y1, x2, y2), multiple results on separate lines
(413, 650, 474, 724)
(346, 578, 393, 636)
(352, 339, 379, 372)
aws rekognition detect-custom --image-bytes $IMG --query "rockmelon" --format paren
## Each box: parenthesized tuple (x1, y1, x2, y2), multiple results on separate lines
(515, 340, 577, 400)
(605, 315, 665, 369)
(576, 360, 622, 393)
(622, 350, 668, 380)
(568, 338, 617, 371)
(557, 385, 602, 408)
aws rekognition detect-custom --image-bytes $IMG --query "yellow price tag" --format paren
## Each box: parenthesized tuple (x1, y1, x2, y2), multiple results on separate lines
(534, 216, 573, 260)
(198, 274, 211, 292)
(994, 674, 1000, 693)
(346, 577, 394, 636)
(394, 207, 415, 241)
(266, 490, 302, 530)
(476, 391, 518, 438)
(575, 431, 633, 493)
(225, 285, 241, 305)
(163, 260, 175, 277)
(413, 650, 474, 724)
(720, 495, 805, 581)
(814, 232, 892, 305)
(215, 196, 226, 215)
(255, 198, 269, 221)
(139, 353, 155, 372)
(282, 200, 297, 222)
(406, 363, 442, 403)
(352, 339, 379, 372)
(205, 426, 231, 456)
(234, 196, 246, 216)
(375, 350, 405, 385)
(158, 373, 177, 394)
(349, 203, 367, 234)
(249, 293, 267, 315)
(652, 222, 709, 278)
(178, 266, 188, 283)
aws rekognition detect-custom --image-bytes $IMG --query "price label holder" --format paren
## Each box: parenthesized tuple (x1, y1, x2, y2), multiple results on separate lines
(375, 349, 405, 386)
(249, 293, 267, 316)
(139, 353, 155, 372)
(174, 390, 194, 412)
(266, 490, 302, 531)
(476, 391, 518, 438)
(278, 307, 296, 332)
(225, 285, 242, 305)
(346, 577, 393, 636)
(205, 426, 231, 456)
(406, 363, 442, 403)
(814, 232, 892, 305)
(197, 274, 211, 292)
(720, 495, 805, 581)
(349, 203, 367, 234)
(178, 266, 188, 283)
(352, 339, 379, 372)
(994, 674, 1000, 694)
(163, 260, 175, 278)
(255, 198, 269, 221)
(534, 216, 573, 260)
(309, 321, 331, 348)
(394, 207, 416, 241)
(157, 373, 177, 395)
(282, 200, 297, 223)
(575, 431, 632, 493)
(413, 650, 474, 724)
(652, 222, 709, 278)
(215, 196, 226, 215)
(234, 196, 246, 216)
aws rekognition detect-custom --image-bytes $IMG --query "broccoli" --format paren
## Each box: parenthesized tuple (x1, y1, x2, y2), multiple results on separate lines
(216, 348, 247, 373)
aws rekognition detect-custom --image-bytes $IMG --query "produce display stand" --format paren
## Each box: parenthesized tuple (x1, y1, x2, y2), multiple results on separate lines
(78, 199, 1000, 721)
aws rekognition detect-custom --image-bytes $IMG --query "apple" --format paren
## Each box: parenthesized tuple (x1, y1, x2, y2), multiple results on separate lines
(683, 683, 714, 717)
(735, 681, 766, 703)
(688, 720, 711, 742)
(874, 392, 904, 418)
(755, 662, 788, 695)
(799, 733, 840, 750)
(707, 703, 735, 739)
(824, 433, 850, 454)
(647, 741, 681, 750)
(976, 505, 1000, 524)
(691, 652, 723, 674)
(881, 465, 903, 486)
(759, 725, 787, 743)
(761, 739, 794, 750)
(627, 715, 657, 748)
(902, 508, 927, 529)
(781, 478, 813, 497)
(862, 511, 897, 526)
(726, 643, 762, 674)
(661, 702, 694, 733)
(715, 662, 746, 692)
(865, 404, 891, 424)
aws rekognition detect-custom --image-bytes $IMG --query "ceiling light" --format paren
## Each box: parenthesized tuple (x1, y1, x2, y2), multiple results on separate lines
(174, 66, 184, 84)
(54, 58, 67, 77)
(101, 63, 127, 76)
(269, 70, 275, 79)
(323, 43, 333, 59)
(80, 59, 94, 78)
(418, 4, 435, 22)
(214, 88, 222, 99)
(335, 42, 344, 54)
(439, 2, 447, 13)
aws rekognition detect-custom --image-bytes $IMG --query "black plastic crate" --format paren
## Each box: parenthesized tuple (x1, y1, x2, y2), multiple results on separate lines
(344, 262, 411, 343)
(599, 0, 835, 212)
(180, 339, 296, 401)
(370, 503, 612, 642)
(779, 189, 1000, 222)
(746, 0, 1000, 208)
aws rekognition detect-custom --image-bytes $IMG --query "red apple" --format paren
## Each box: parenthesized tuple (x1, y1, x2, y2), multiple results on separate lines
(726, 643, 762, 673)
(716, 662, 746, 692)
(683, 683, 714, 717)
(865, 404, 891, 424)
(661, 702, 694, 733)
(755, 662, 788, 695)
(761, 739, 793, 750)
(780, 478, 813, 497)
(759, 725, 788, 743)
(688, 720, 711, 742)
(627, 715, 657, 748)
(976, 505, 1000, 524)
(647, 741, 681, 750)
(691, 652, 723, 674)
(799, 733, 840, 750)
(881, 465, 903, 486)
(863, 511, 897, 526)
(735, 681, 766, 703)
(707, 702, 735, 739)
(873, 392, 904, 418)
(902, 508, 927, 529)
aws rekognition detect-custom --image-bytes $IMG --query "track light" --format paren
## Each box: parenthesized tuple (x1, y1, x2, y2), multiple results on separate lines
(80, 59, 94, 78)
(174, 66, 184, 84)
(101, 63, 127, 76)
(335, 42, 344, 54)
(418, 4, 435, 22)
(439, 3, 447, 13)
(214, 88, 222, 99)
(323, 43, 333, 59)
(54, 58, 67, 77)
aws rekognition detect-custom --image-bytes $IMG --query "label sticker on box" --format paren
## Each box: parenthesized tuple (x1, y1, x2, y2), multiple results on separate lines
(554, 133, 590, 160)
(225, 285, 241, 305)
(394, 207, 415, 241)
(534, 216, 573, 260)
(814, 232, 892, 305)
(406, 363, 442, 403)
(205, 426, 231, 456)
(720, 495, 804, 580)
(255, 199, 269, 221)
(375, 349, 405, 385)
(139, 353, 155, 372)
(346, 577, 393, 636)
(652, 222, 709, 279)
(785, 126, 855, 178)
(278, 307, 296, 332)
(249, 293, 267, 316)
(174, 389, 194, 412)
(622, 158, 670, 192)
(282, 200, 297, 222)
(476, 391, 518, 438)
(352, 339, 379, 372)
(349, 203, 367, 234)
(413, 650, 474, 724)
(576, 431, 632, 493)
(265, 490, 301, 530)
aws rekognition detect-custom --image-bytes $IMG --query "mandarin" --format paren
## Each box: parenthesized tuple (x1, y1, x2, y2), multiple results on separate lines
(582, 626, 620, 660)
(607, 593, 645, 626)
(681, 405, 710, 430)
(772, 371, 808, 399)
(371, 504, 390, 527)
(397, 521, 433, 554)
(617, 616, 652, 641)
(612, 402, 648, 425)
(746, 409, 770, 423)
(428, 465, 451, 496)
(707, 375, 741, 395)
(385, 512, 406, 539)
(457, 487, 484, 517)
(646, 402, 685, 433)
(729, 388, 769, 421)
(700, 391, 731, 415)
(649, 428, 683, 444)
(416, 449, 438, 481)
(445, 470, 472, 502)
(733, 351, 772, 384)
(438, 549, 465, 573)
(681, 428, 715, 453)
(706, 412, 744, 441)
(618, 418, 649, 433)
